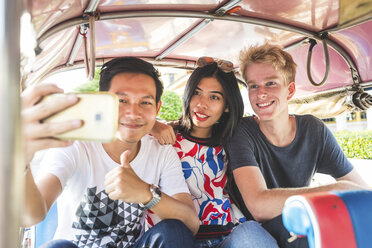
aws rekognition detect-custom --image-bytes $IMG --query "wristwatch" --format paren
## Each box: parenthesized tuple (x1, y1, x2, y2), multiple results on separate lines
(140, 184, 162, 209)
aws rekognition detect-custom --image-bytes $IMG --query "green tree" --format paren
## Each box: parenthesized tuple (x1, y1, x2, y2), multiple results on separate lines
(158, 90, 183, 121)
(74, 69, 100, 92)
(335, 131, 372, 159)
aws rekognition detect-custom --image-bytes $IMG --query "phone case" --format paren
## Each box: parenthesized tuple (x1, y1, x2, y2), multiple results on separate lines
(41, 92, 118, 142)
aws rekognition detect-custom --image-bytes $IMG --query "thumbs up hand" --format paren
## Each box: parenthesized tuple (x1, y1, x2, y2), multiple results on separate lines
(104, 150, 152, 204)
(120, 150, 131, 168)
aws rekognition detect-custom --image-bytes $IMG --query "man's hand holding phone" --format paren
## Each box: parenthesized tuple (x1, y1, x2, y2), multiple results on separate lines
(22, 84, 83, 164)
(40, 91, 118, 143)
(22, 84, 118, 164)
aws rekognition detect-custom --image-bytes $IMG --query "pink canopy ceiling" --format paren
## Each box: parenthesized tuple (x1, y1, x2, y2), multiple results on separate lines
(25, 0, 372, 98)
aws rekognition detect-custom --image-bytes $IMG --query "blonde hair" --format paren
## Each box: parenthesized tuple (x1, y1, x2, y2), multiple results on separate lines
(239, 43, 297, 85)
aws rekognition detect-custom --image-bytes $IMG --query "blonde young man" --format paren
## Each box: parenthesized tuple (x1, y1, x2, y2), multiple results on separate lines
(23, 57, 199, 248)
(226, 44, 369, 248)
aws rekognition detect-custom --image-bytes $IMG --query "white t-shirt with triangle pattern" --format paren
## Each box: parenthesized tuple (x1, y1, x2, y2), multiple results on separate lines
(37, 134, 189, 248)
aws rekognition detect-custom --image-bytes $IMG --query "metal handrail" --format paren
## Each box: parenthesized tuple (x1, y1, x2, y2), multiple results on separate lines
(88, 15, 96, 80)
(156, 19, 212, 60)
(67, 25, 87, 66)
(306, 38, 330, 87)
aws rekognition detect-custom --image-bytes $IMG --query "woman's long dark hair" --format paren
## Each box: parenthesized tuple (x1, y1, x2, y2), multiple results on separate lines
(177, 63, 244, 146)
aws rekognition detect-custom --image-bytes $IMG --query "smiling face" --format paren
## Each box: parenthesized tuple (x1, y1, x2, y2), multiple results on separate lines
(109, 73, 161, 144)
(189, 77, 228, 138)
(246, 63, 295, 122)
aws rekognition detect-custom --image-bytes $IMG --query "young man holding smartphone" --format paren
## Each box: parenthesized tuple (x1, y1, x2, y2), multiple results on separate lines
(23, 57, 199, 248)
(226, 44, 369, 248)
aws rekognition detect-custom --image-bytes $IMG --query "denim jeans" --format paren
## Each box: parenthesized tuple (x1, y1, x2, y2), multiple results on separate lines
(194, 221, 279, 248)
(41, 219, 195, 248)
(131, 219, 195, 248)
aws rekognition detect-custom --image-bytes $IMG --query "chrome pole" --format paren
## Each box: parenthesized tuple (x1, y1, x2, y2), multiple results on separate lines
(0, 0, 23, 247)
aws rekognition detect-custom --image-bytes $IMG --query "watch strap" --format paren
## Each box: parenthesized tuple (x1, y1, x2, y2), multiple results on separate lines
(140, 184, 161, 209)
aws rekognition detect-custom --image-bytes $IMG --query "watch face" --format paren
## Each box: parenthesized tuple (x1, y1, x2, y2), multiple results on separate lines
(153, 186, 161, 197)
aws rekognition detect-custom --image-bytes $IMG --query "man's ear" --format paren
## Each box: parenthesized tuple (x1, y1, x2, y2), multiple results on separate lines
(156, 100, 162, 114)
(287, 81, 296, 100)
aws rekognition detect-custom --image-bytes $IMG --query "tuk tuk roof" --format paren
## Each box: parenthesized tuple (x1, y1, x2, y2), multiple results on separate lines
(25, 0, 372, 101)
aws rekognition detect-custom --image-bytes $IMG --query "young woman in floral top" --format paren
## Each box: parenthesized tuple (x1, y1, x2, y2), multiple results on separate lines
(149, 57, 278, 248)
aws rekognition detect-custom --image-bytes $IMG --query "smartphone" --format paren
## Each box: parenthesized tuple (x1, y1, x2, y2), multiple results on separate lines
(41, 92, 118, 142)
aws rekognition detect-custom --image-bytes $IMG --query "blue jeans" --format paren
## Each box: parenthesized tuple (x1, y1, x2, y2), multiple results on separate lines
(131, 219, 195, 248)
(194, 221, 279, 248)
(41, 219, 195, 248)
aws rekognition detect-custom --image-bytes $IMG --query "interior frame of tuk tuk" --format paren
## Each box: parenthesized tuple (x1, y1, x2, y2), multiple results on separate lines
(1, 0, 372, 247)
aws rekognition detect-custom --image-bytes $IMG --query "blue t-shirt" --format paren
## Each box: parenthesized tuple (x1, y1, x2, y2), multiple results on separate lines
(226, 115, 353, 189)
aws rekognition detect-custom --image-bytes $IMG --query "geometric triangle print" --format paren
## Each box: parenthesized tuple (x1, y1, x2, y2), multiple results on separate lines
(73, 187, 144, 248)
(93, 195, 100, 204)
(97, 211, 113, 227)
(124, 204, 132, 211)
(101, 196, 109, 205)
(98, 191, 106, 200)
(90, 210, 99, 217)
(132, 209, 139, 218)
(87, 187, 97, 197)
(108, 202, 115, 209)
(100, 206, 107, 214)
(130, 205, 138, 214)
(92, 202, 100, 212)
(86, 218, 94, 225)
(124, 210, 131, 220)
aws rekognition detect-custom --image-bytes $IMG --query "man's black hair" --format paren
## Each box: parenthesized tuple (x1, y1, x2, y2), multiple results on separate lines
(99, 57, 164, 103)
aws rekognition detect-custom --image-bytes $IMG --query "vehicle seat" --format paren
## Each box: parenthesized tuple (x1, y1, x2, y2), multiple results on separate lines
(34, 202, 58, 247)
(282, 190, 372, 248)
